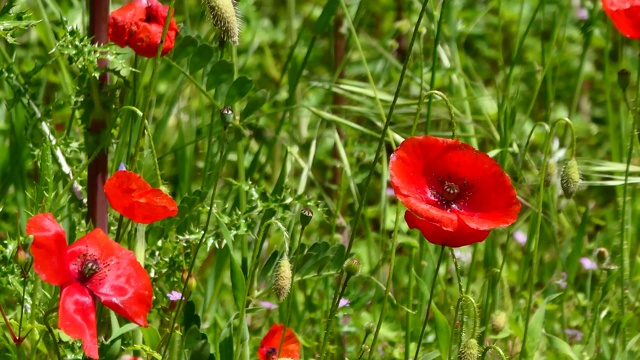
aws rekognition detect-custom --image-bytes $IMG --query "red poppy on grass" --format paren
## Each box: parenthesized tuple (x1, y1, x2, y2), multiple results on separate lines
(602, 0, 640, 39)
(26, 213, 153, 359)
(104, 170, 178, 224)
(389, 136, 521, 247)
(109, 0, 179, 58)
(258, 324, 301, 360)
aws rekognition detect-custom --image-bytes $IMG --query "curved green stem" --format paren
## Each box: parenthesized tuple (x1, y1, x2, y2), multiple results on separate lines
(413, 246, 446, 360)
(481, 345, 507, 360)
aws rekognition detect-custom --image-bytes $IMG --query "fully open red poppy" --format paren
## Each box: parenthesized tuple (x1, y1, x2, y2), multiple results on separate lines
(26, 213, 153, 359)
(109, 0, 179, 58)
(389, 136, 520, 247)
(602, 0, 640, 39)
(258, 324, 301, 360)
(104, 170, 178, 224)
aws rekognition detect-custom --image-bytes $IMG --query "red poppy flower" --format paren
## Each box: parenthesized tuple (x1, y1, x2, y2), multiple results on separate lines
(108, 0, 179, 58)
(602, 0, 640, 39)
(389, 136, 521, 247)
(26, 213, 153, 359)
(258, 324, 301, 360)
(104, 170, 178, 224)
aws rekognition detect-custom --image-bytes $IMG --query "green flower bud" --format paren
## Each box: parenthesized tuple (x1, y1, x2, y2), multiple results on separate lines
(273, 255, 292, 302)
(343, 258, 361, 277)
(618, 69, 630, 91)
(15, 245, 27, 266)
(300, 207, 313, 228)
(220, 106, 234, 128)
(491, 311, 507, 333)
(187, 274, 197, 292)
(595, 247, 609, 266)
(458, 338, 480, 360)
(561, 158, 581, 199)
(364, 321, 376, 335)
(204, 0, 241, 45)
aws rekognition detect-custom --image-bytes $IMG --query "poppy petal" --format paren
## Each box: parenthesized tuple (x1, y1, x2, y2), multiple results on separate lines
(127, 22, 177, 58)
(58, 283, 98, 359)
(146, 0, 180, 32)
(108, 0, 146, 47)
(66, 229, 153, 327)
(602, 0, 640, 39)
(258, 324, 301, 360)
(104, 170, 178, 224)
(404, 211, 490, 247)
(26, 213, 73, 286)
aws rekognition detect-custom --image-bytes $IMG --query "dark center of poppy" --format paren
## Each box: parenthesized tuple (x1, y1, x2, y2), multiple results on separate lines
(265, 347, 278, 360)
(78, 258, 101, 283)
(442, 181, 459, 201)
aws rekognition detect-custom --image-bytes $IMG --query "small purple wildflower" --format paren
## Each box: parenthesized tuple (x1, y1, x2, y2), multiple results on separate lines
(564, 328, 584, 342)
(167, 290, 183, 301)
(555, 272, 567, 290)
(513, 230, 527, 247)
(339, 298, 350, 308)
(580, 257, 598, 271)
(258, 301, 279, 310)
(118, 162, 127, 171)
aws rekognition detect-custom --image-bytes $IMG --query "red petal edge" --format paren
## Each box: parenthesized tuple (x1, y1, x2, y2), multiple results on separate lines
(67, 229, 153, 327)
(404, 211, 490, 248)
(26, 213, 73, 286)
(59, 283, 98, 359)
(258, 324, 301, 360)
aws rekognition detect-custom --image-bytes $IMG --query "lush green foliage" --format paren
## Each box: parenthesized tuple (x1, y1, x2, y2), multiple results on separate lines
(1, 0, 640, 359)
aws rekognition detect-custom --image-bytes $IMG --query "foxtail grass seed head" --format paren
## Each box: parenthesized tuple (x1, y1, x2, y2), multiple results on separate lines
(561, 158, 581, 199)
(300, 207, 313, 228)
(343, 258, 361, 277)
(544, 161, 557, 187)
(273, 256, 292, 301)
(491, 311, 507, 333)
(458, 338, 480, 360)
(204, 0, 241, 45)
(618, 68, 630, 91)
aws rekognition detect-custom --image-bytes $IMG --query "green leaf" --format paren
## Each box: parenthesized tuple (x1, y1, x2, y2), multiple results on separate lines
(184, 325, 202, 351)
(219, 317, 234, 360)
(544, 332, 579, 360)
(241, 89, 268, 120)
(183, 300, 201, 330)
(190, 339, 212, 360)
(522, 293, 562, 359)
(206, 60, 234, 92)
(173, 35, 199, 62)
(229, 246, 246, 310)
(225, 76, 253, 106)
(189, 43, 215, 75)
(140, 326, 161, 350)
(312, 0, 340, 35)
(432, 303, 450, 360)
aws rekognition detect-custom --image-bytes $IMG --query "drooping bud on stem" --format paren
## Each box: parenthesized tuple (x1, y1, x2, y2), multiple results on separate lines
(204, 0, 241, 45)
(458, 338, 480, 360)
(561, 158, 581, 199)
(300, 207, 313, 229)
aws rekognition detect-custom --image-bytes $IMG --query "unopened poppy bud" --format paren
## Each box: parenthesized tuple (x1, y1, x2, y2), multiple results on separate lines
(364, 321, 376, 335)
(15, 245, 27, 266)
(618, 69, 630, 91)
(544, 162, 557, 187)
(204, 0, 241, 45)
(561, 158, 581, 199)
(361, 344, 371, 355)
(220, 106, 234, 128)
(273, 256, 292, 302)
(343, 258, 361, 277)
(458, 338, 480, 360)
(300, 207, 313, 228)
(182, 268, 189, 283)
(491, 311, 507, 333)
(595, 247, 609, 265)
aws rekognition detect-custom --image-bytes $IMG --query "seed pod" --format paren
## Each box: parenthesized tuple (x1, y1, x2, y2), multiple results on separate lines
(595, 247, 609, 266)
(300, 207, 313, 228)
(343, 258, 361, 277)
(273, 255, 292, 302)
(561, 158, 581, 199)
(220, 106, 233, 128)
(204, 0, 241, 45)
(544, 161, 557, 187)
(458, 338, 480, 360)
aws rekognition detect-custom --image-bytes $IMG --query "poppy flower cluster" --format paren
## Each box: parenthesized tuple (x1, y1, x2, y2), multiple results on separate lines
(389, 136, 521, 247)
(109, 0, 179, 58)
(104, 170, 178, 224)
(602, 1, 640, 39)
(258, 324, 301, 360)
(26, 213, 153, 359)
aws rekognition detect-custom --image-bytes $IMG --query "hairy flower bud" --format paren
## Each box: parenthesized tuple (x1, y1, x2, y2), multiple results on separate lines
(491, 311, 507, 333)
(273, 256, 292, 302)
(561, 158, 581, 199)
(458, 338, 480, 360)
(204, 0, 241, 45)
(343, 258, 361, 277)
